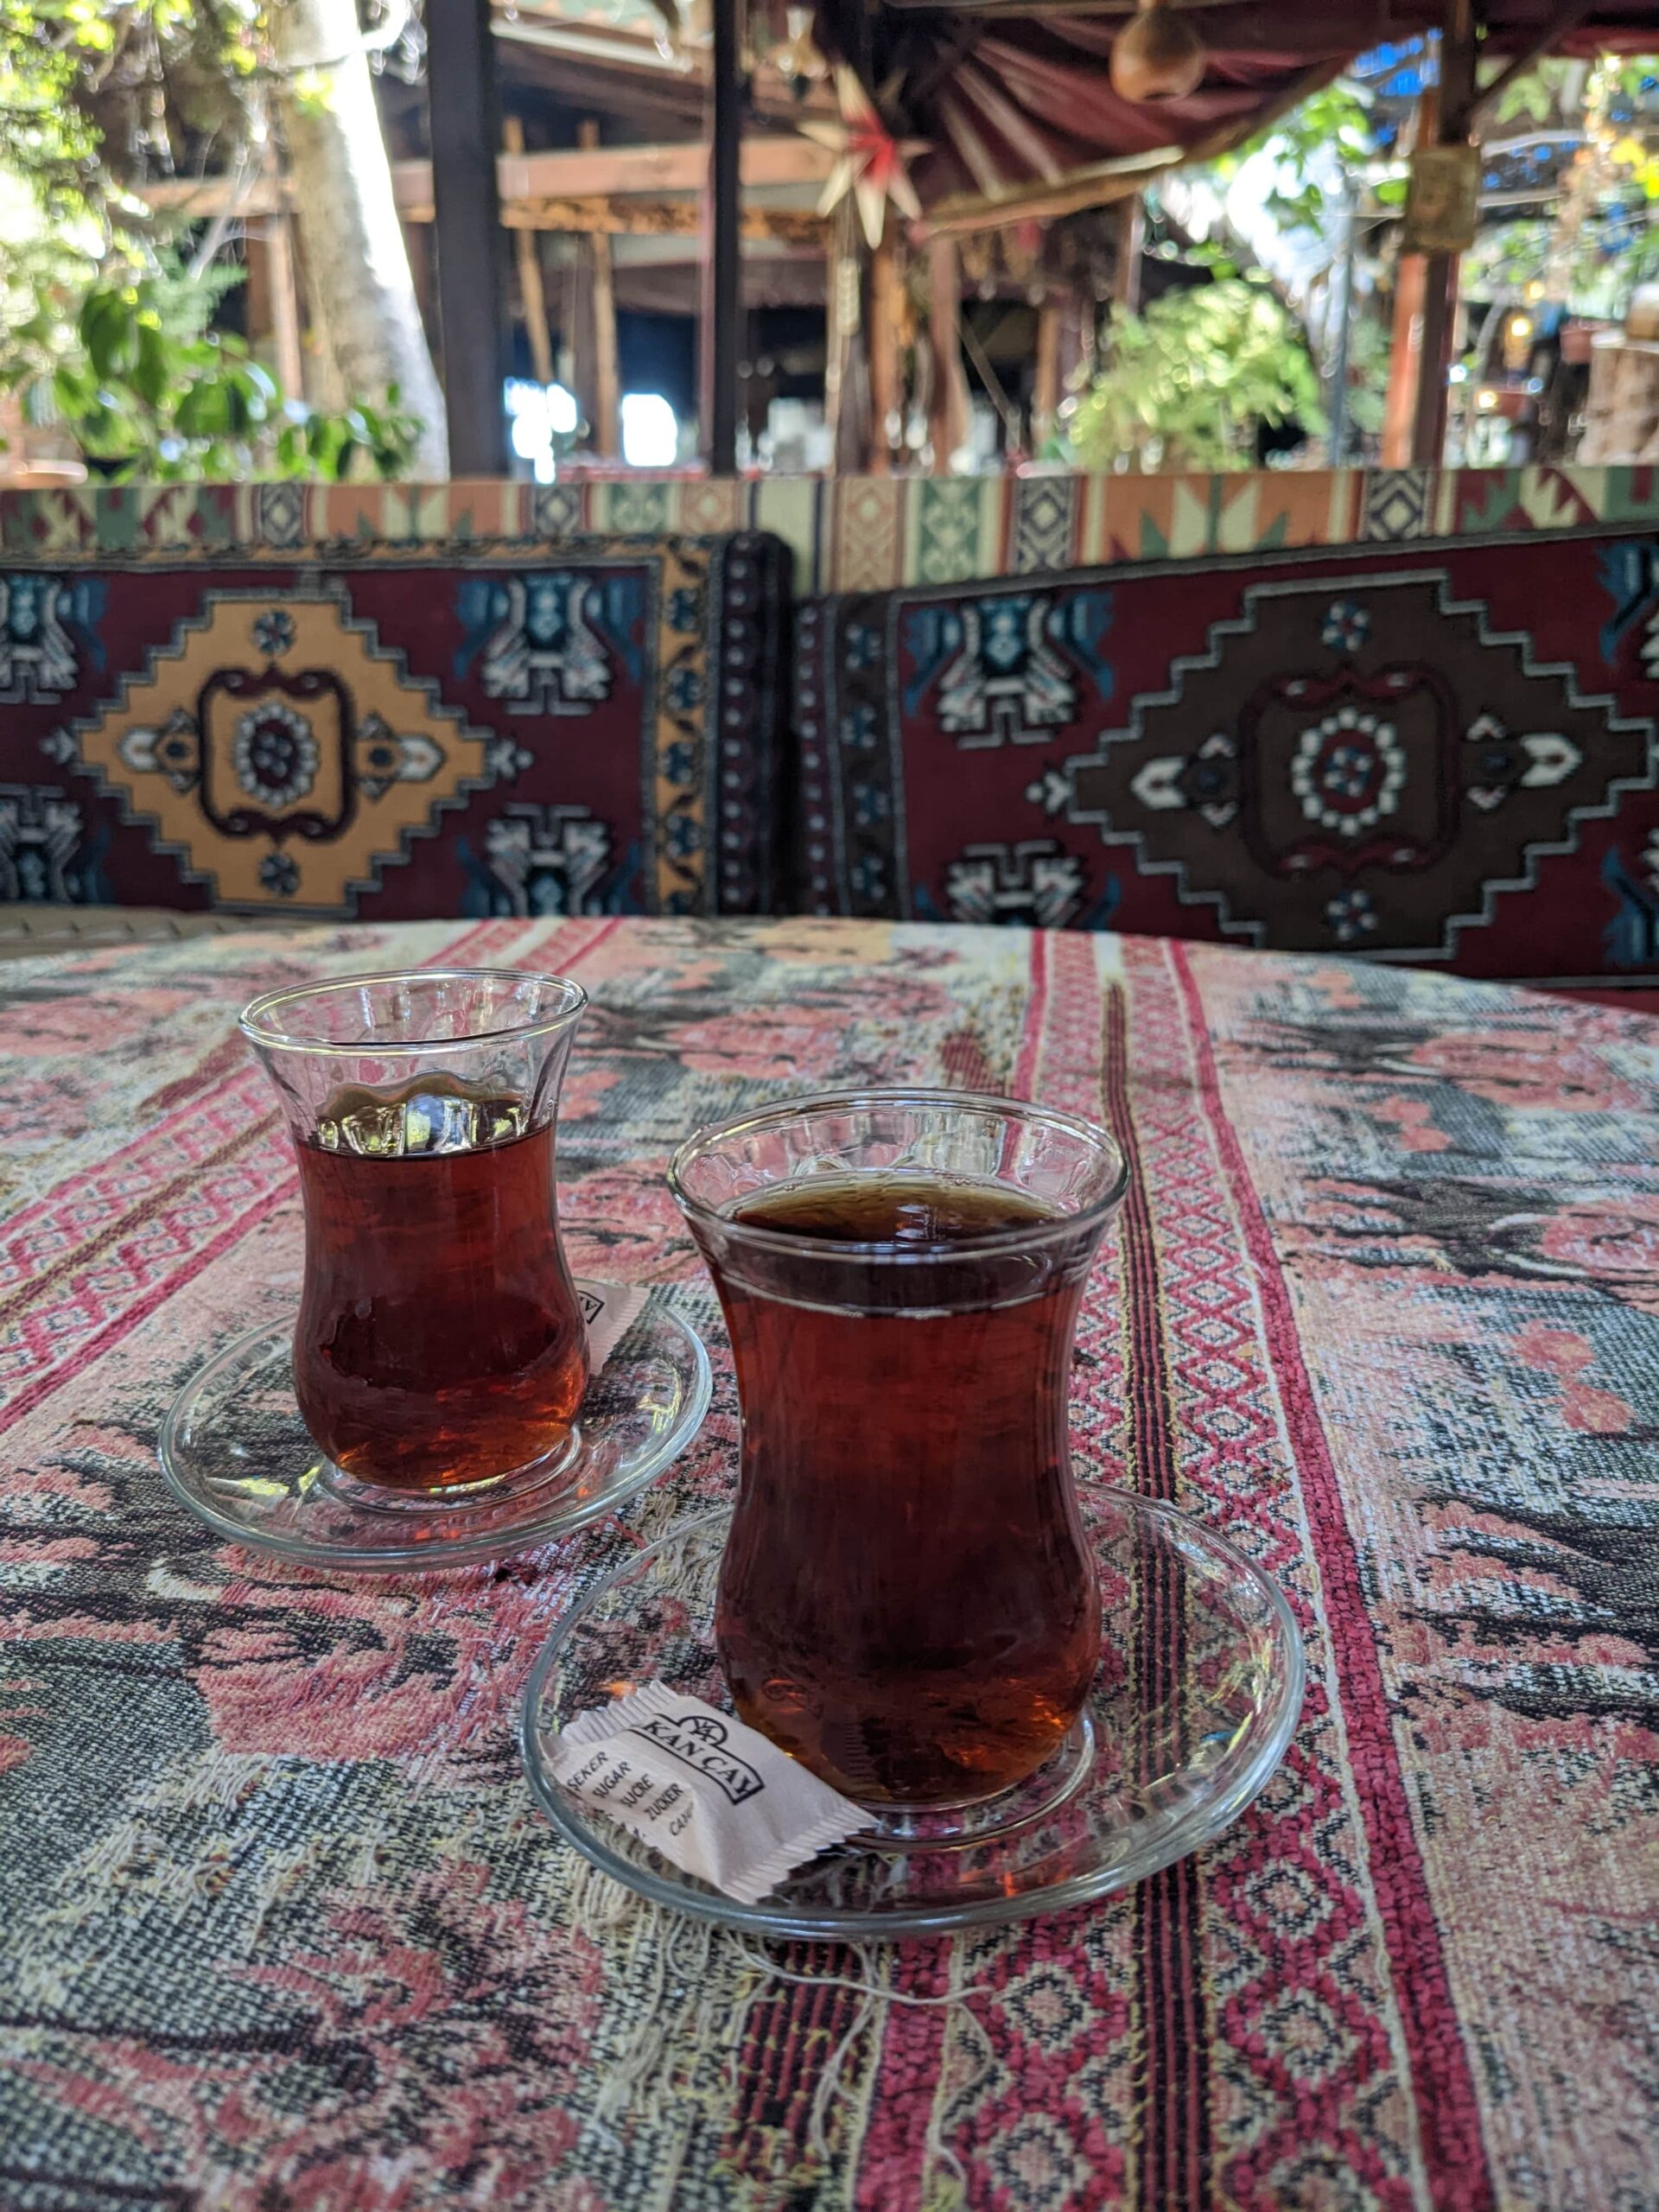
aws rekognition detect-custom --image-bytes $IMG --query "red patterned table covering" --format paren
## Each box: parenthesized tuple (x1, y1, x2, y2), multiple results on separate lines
(2, 916, 1655, 2212)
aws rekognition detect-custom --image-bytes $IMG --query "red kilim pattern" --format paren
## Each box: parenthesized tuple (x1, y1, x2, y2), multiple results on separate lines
(3, 914, 1653, 2210)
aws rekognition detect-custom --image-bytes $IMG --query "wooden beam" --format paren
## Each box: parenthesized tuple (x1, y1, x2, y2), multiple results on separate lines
(920, 148, 1174, 238)
(504, 116, 554, 385)
(918, 58, 1344, 239)
(135, 137, 835, 219)
(428, 0, 511, 474)
(499, 199, 822, 242)
(580, 123, 620, 459)
(700, 0, 742, 473)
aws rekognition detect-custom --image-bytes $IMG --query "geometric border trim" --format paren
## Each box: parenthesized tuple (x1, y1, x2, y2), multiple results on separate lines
(5, 466, 1659, 595)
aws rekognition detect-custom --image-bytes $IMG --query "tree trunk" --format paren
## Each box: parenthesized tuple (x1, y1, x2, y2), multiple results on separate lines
(270, 0, 449, 477)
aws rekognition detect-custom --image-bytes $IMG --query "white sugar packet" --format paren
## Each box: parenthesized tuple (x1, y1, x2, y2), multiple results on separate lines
(582, 1283, 647, 1371)
(550, 1682, 865, 1904)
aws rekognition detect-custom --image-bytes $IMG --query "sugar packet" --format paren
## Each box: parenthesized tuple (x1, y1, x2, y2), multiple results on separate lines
(581, 1283, 647, 1371)
(549, 1682, 866, 1904)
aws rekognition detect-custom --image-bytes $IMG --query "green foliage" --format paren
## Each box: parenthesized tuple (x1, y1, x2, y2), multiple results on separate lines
(1491, 56, 1659, 130)
(0, 5, 429, 481)
(1492, 57, 1573, 129)
(1196, 79, 1381, 238)
(1065, 280, 1325, 474)
(1471, 57, 1659, 317)
(0, 1, 105, 210)
(2, 250, 423, 481)
(1, 1, 263, 217)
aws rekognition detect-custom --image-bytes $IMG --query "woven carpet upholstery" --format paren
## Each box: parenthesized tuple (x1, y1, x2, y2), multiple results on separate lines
(0, 532, 790, 921)
(793, 527, 1659, 982)
(3, 914, 1657, 2208)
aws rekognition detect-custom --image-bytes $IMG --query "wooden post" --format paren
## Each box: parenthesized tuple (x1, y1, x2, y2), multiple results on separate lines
(504, 116, 555, 387)
(868, 222, 904, 474)
(427, 0, 511, 474)
(590, 236, 620, 458)
(578, 122, 620, 456)
(700, 0, 742, 472)
(1382, 253, 1426, 467)
(824, 209, 849, 471)
(826, 207, 868, 473)
(1325, 173, 1360, 464)
(1411, 0, 1478, 467)
(928, 233, 970, 473)
(265, 214, 306, 401)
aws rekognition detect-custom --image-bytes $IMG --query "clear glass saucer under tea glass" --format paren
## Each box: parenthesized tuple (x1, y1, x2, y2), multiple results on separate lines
(524, 1086, 1302, 1934)
(157, 969, 711, 1571)
(520, 1499, 1304, 1937)
(160, 1288, 711, 1573)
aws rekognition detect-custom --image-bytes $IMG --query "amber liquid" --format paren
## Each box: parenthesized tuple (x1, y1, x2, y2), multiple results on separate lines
(713, 1174, 1101, 1808)
(292, 1082, 588, 1491)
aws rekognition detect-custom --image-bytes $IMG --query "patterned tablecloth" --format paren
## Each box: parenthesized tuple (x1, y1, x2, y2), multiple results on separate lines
(2, 915, 1656, 2212)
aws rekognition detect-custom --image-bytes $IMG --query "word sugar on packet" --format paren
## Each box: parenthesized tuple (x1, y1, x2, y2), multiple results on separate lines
(550, 1682, 866, 1903)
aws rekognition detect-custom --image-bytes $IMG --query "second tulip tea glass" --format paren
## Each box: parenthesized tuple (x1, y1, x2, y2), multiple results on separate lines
(671, 1087, 1129, 1815)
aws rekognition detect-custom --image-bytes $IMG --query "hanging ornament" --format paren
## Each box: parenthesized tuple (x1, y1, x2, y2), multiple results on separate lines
(1109, 0, 1206, 105)
(800, 66, 925, 251)
(774, 5, 828, 100)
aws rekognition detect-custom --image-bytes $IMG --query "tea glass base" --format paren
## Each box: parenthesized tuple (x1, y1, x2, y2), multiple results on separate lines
(849, 1715, 1097, 1853)
(314, 1424, 582, 1514)
(158, 1283, 712, 1573)
(521, 1500, 1305, 1938)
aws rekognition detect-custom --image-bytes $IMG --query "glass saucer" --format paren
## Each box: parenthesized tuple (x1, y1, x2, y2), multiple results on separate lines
(158, 1283, 711, 1573)
(520, 1496, 1305, 1938)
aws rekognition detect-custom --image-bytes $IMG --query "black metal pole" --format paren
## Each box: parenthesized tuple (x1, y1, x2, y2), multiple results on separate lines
(701, 0, 741, 472)
(427, 0, 512, 475)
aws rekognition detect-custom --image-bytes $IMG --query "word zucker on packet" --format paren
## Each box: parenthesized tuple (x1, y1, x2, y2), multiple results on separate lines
(549, 1682, 866, 1904)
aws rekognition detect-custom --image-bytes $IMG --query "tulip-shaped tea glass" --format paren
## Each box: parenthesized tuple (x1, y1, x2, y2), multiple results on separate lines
(670, 1087, 1129, 1816)
(242, 969, 590, 1492)
(158, 967, 714, 1572)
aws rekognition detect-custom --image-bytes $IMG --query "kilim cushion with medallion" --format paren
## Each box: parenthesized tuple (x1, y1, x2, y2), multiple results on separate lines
(0, 532, 789, 921)
(792, 528, 1659, 983)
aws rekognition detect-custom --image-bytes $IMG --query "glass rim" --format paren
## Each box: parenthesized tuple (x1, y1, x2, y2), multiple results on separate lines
(238, 967, 588, 1058)
(667, 1084, 1128, 1264)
